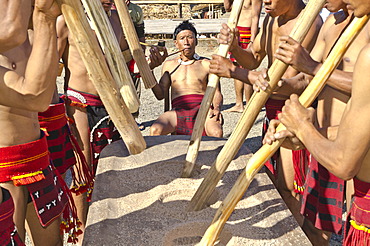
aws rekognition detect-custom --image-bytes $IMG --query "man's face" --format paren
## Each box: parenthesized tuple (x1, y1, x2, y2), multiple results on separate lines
(343, 0, 370, 17)
(100, 0, 113, 12)
(325, 0, 347, 12)
(175, 30, 197, 56)
(263, 0, 290, 17)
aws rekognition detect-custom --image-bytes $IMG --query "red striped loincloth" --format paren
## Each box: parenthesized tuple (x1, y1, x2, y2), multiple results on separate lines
(262, 98, 285, 176)
(263, 98, 309, 194)
(38, 99, 76, 174)
(0, 133, 81, 243)
(172, 94, 206, 136)
(0, 188, 24, 246)
(301, 156, 344, 234)
(238, 26, 252, 49)
(38, 99, 94, 199)
(344, 177, 370, 245)
(0, 132, 49, 184)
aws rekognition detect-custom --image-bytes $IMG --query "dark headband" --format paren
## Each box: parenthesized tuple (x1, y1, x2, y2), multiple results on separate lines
(173, 20, 197, 40)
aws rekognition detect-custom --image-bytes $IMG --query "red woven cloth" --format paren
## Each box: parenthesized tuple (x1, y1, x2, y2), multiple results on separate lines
(300, 156, 344, 234)
(0, 188, 24, 246)
(172, 94, 206, 136)
(229, 26, 251, 63)
(0, 133, 49, 184)
(0, 133, 81, 243)
(38, 99, 94, 198)
(38, 100, 76, 174)
(263, 98, 308, 194)
(344, 177, 370, 245)
(263, 98, 285, 176)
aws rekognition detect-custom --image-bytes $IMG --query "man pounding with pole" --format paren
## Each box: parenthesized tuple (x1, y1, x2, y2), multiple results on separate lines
(57, 0, 166, 243)
(209, 0, 322, 225)
(264, 0, 370, 241)
(262, 0, 369, 243)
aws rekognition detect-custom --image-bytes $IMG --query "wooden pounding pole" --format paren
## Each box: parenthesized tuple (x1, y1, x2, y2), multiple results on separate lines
(57, 0, 146, 154)
(199, 15, 370, 245)
(181, 0, 245, 178)
(187, 0, 325, 211)
(114, 0, 157, 89)
(81, 0, 140, 113)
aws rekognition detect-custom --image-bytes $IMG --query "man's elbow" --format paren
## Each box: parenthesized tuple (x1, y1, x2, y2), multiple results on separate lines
(335, 169, 356, 181)
(331, 158, 359, 181)
(22, 95, 52, 112)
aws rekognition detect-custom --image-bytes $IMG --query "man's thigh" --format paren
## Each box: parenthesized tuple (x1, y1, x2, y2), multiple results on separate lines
(151, 111, 177, 135)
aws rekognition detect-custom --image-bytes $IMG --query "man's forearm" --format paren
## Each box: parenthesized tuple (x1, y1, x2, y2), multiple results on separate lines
(230, 46, 260, 70)
(230, 66, 253, 84)
(296, 121, 353, 180)
(21, 9, 59, 110)
(212, 88, 223, 111)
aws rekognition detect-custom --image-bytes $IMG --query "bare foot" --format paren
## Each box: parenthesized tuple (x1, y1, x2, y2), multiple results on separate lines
(225, 104, 244, 113)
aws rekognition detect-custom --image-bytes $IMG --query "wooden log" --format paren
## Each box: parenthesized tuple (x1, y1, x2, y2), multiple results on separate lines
(114, 0, 157, 89)
(57, 0, 146, 155)
(81, 0, 140, 114)
(181, 0, 245, 178)
(187, 0, 326, 211)
(199, 15, 370, 245)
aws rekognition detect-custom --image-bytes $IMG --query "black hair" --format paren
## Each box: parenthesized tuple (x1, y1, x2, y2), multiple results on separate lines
(173, 20, 197, 40)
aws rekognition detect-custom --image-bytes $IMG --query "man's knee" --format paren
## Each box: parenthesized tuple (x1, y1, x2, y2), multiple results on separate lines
(206, 126, 223, 138)
(150, 123, 163, 136)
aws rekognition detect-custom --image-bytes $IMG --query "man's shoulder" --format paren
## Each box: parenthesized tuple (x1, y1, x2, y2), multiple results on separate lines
(163, 58, 178, 69)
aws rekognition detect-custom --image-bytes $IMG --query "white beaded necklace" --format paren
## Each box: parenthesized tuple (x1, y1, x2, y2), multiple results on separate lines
(178, 53, 200, 65)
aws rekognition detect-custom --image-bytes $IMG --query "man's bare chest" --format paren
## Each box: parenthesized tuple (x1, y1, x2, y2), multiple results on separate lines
(171, 63, 207, 84)
(0, 41, 31, 73)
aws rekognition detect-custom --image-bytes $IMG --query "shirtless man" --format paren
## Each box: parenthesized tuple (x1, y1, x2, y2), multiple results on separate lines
(57, 0, 166, 243)
(262, 1, 370, 244)
(224, 0, 262, 112)
(263, 0, 369, 244)
(209, 0, 322, 225)
(150, 20, 223, 137)
(0, 1, 78, 245)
